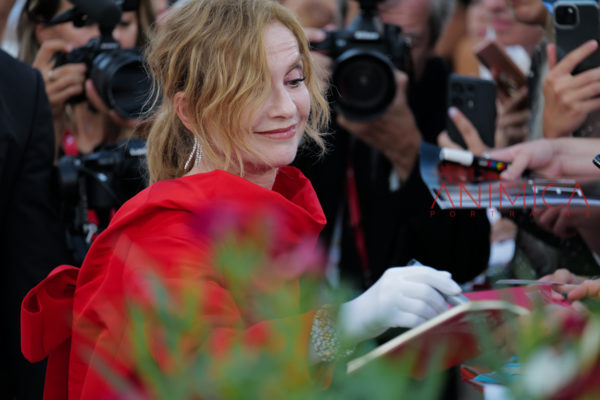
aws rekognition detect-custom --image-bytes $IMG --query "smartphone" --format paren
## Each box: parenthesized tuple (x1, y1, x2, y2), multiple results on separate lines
(554, 1, 600, 74)
(474, 39, 527, 99)
(447, 74, 497, 149)
(594, 154, 600, 169)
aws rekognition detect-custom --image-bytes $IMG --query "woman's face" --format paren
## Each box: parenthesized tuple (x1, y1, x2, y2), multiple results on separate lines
(112, 11, 139, 49)
(41, 0, 100, 48)
(39, 1, 138, 49)
(241, 22, 310, 175)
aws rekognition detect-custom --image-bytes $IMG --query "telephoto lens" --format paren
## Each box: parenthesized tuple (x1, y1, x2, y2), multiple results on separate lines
(91, 49, 152, 119)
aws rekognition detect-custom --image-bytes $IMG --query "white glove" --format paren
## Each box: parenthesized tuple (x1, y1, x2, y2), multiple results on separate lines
(337, 266, 462, 345)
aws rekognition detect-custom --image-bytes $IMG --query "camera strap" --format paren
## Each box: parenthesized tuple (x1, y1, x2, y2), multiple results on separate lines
(346, 153, 372, 287)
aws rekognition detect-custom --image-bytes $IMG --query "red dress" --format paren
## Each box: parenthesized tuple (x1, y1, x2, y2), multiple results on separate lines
(21, 166, 326, 399)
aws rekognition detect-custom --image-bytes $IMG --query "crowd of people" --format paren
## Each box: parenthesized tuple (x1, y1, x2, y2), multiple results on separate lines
(1, 0, 600, 399)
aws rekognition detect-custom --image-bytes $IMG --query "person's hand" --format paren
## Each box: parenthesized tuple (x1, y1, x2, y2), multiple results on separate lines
(532, 207, 598, 238)
(490, 217, 518, 243)
(490, 139, 560, 179)
(304, 27, 333, 92)
(533, 207, 600, 255)
(438, 106, 490, 155)
(84, 80, 138, 129)
(495, 88, 530, 147)
(32, 39, 86, 122)
(338, 70, 422, 180)
(337, 266, 461, 345)
(543, 40, 600, 138)
(538, 268, 585, 301)
(506, 0, 549, 27)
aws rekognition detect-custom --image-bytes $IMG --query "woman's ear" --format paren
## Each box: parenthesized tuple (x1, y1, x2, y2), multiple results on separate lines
(174, 91, 195, 132)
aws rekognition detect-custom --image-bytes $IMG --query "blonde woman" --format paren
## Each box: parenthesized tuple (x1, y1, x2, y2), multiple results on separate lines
(21, 1, 461, 398)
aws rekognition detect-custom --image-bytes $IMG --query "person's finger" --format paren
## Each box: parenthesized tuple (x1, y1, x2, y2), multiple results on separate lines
(85, 80, 111, 114)
(305, 27, 326, 43)
(498, 109, 530, 128)
(539, 268, 576, 283)
(535, 207, 558, 230)
(404, 270, 462, 296)
(388, 311, 426, 328)
(499, 87, 528, 112)
(437, 131, 462, 149)
(552, 40, 598, 75)
(562, 81, 600, 104)
(498, 146, 530, 179)
(32, 39, 71, 70)
(566, 65, 600, 90)
(577, 97, 600, 116)
(552, 209, 578, 238)
(393, 295, 442, 320)
(47, 84, 84, 106)
(502, 126, 529, 146)
(46, 64, 86, 89)
(547, 43, 558, 69)
(568, 280, 600, 302)
(448, 106, 489, 154)
(399, 281, 449, 315)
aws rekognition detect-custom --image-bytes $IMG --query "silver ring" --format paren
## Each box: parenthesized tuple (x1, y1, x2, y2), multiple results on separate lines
(482, 151, 491, 159)
(47, 69, 55, 82)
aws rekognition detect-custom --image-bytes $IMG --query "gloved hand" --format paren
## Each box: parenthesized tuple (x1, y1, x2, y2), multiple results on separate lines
(337, 266, 462, 345)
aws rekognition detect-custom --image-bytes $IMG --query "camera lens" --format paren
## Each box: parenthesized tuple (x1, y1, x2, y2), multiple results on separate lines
(90, 49, 153, 119)
(332, 49, 396, 121)
(555, 5, 578, 26)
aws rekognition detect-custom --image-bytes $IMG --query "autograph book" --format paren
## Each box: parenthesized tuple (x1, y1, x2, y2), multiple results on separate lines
(346, 286, 571, 378)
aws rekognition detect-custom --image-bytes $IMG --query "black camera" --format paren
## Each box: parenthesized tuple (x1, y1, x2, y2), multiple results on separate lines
(57, 139, 147, 263)
(57, 139, 147, 211)
(311, 0, 411, 121)
(51, 0, 152, 119)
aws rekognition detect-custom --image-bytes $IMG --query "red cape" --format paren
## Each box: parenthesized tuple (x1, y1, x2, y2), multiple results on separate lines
(22, 166, 326, 399)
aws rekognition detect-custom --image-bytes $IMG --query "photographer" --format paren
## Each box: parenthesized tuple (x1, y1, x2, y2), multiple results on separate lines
(295, 0, 490, 291)
(17, 0, 154, 263)
(18, 0, 155, 157)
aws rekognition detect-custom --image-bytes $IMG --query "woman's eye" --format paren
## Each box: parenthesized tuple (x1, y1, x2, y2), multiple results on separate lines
(118, 20, 132, 28)
(288, 77, 306, 87)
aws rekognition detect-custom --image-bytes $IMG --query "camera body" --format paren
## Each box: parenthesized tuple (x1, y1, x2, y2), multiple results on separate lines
(311, 0, 410, 121)
(57, 139, 147, 211)
(57, 138, 147, 264)
(52, 0, 152, 119)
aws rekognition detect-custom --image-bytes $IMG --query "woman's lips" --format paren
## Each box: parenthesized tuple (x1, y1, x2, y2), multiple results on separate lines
(255, 124, 297, 139)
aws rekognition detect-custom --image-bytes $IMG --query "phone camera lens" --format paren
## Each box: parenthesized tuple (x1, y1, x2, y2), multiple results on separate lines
(451, 96, 463, 107)
(451, 82, 463, 93)
(556, 5, 578, 26)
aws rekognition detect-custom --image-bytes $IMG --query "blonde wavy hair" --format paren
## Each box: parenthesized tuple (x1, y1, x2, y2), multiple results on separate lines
(144, 0, 329, 183)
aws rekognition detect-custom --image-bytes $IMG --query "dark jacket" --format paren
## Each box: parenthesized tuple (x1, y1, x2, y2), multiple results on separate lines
(0, 49, 69, 400)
